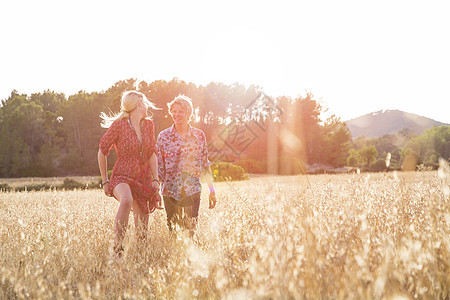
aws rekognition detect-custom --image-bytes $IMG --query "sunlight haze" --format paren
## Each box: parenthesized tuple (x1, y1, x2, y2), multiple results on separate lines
(1, 0, 449, 123)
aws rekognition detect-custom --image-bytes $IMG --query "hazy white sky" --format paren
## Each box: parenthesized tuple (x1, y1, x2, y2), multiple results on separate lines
(1, 0, 449, 123)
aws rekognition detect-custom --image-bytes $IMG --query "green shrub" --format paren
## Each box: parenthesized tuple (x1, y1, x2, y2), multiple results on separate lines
(423, 162, 439, 170)
(15, 183, 52, 192)
(417, 164, 434, 172)
(211, 162, 249, 182)
(0, 183, 11, 191)
(61, 178, 86, 189)
(369, 158, 387, 172)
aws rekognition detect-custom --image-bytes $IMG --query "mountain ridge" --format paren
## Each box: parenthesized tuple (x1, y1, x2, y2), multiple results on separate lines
(345, 110, 449, 139)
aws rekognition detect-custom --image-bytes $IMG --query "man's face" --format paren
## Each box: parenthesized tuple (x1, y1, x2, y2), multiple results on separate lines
(170, 104, 189, 126)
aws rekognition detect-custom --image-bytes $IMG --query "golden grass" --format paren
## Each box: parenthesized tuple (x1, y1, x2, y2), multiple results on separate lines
(0, 176, 99, 188)
(0, 171, 449, 299)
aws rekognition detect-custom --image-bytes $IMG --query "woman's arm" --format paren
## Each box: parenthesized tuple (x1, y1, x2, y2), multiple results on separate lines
(149, 152, 159, 185)
(149, 152, 163, 209)
(97, 149, 110, 196)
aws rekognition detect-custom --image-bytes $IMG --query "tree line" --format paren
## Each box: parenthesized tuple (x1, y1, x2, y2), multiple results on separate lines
(0, 78, 447, 178)
(347, 127, 449, 172)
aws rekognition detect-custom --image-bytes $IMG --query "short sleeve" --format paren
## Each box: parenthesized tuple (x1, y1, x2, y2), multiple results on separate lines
(146, 119, 157, 155)
(99, 120, 120, 156)
(201, 131, 211, 167)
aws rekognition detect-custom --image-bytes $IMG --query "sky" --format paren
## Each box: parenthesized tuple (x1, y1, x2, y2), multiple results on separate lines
(1, 0, 449, 123)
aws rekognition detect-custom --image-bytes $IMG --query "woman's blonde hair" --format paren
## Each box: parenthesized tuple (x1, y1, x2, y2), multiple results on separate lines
(168, 94, 194, 120)
(100, 91, 158, 128)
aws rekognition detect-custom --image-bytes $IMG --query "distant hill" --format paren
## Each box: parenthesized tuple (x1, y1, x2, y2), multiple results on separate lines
(345, 110, 449, 139)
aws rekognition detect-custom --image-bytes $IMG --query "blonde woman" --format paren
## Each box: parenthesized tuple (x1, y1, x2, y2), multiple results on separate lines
(98, 91, 161, 257)
(157, 94, 216, 237)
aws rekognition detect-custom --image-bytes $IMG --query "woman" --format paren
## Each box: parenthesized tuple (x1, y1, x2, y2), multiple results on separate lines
(157, 94, 216, 237)
(98, 91, 161, 257)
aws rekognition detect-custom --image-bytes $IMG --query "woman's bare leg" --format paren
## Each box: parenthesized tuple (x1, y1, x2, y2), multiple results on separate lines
(113, 183, 134, 254)
(132, 201, 149, 243)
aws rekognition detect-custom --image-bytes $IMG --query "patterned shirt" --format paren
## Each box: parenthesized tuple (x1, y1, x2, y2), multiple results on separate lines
(156, 125, 211, 200)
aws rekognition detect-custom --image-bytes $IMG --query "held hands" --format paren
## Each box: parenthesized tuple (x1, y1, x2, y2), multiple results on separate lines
(155, 193, 164, 210)
(151, 180, 160, 192)
(152, 180, 164, 210)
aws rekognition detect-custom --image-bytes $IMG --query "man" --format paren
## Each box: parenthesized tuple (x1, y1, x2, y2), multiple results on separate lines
(156, 94, 216, 236)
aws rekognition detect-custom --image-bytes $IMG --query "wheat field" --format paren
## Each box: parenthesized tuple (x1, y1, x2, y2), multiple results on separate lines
(1, 171, 449, 299)
(0, 176, 99, 188)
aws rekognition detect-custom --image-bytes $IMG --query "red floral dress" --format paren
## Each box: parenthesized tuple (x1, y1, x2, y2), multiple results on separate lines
(99, 118, 158, 214)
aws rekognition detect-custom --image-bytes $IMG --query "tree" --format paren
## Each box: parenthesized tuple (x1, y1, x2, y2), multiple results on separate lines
(59, 91, 105, 174)
(405, 125, 450, 164)
(0, 79, 360, 177)
(358, 145, 378, 168)
(347, 148, 360, 167)
(29, 90, 65, 113)
(0, 91, 48, 176)
(321, 115, 352, 167)
(277, 93, 323, 165)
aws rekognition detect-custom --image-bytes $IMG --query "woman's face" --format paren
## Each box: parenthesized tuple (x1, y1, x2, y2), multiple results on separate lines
(170, 104, 189, 126)
(137, 100, 148, 118)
